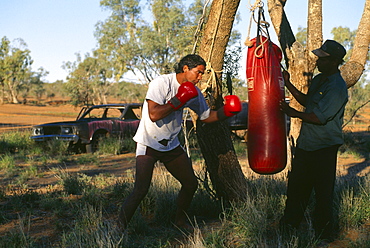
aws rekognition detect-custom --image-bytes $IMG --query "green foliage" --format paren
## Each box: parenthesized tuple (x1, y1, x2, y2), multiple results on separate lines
(17, 67, 49, 103)
(331, 26, 357, 60)
(76, 153, 100, 165)
(94, 136, 137, 155)
(340, 184, 370, 229)
(60, 204, 123, 247)
(17, 165, 38, 184)
(0, 130, 33, 154)
(0, 230, 34, 248)
(223, 41, 245, 98)
(233, 138, 247, 157)
(45, 79, 65, 96)
(0, 37, 50, 104)
(0, 37, 33, 104)
(0, 154, 17, 178)
(58, 171, 87, 195)
(340, 129, 370, 160)
(344, 77, 370, 127)
(63, 53, 114, 106)
(109, 81, 147, 103)
(33, 139, 70, 157)
(295, 26, 307, 46)
(96, 0, 196, 83)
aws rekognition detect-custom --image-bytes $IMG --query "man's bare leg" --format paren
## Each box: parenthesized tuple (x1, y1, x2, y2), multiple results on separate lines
(164, 152, 198, 228)
(118, 155, 156, 229)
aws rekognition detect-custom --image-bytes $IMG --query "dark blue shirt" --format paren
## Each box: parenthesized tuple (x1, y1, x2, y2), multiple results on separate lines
(297, 72, 348, 151)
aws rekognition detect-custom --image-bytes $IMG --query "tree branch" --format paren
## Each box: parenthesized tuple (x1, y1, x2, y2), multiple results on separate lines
(343, 99, 370, 128)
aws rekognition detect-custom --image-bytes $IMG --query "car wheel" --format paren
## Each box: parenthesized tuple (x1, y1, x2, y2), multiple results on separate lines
(67, 140, 85, 154)
(86, 132, 106, 153)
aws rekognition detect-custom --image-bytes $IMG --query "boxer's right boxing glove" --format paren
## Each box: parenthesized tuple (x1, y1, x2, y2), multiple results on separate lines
(217, 95, 242, 120)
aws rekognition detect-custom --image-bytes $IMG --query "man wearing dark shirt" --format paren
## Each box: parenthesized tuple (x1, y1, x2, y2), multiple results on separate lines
(279, 40, 348, 242)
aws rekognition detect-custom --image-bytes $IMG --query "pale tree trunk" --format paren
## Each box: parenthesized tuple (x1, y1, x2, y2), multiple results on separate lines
(8, 79, 20, 104)
(196, 0, 249, 202)
(267, 0, 323, 143)
(267, 0, 309, 143)
(0, 82, 4, 104)
(268, 0, 370, 143)
(341, 0, 370, 87)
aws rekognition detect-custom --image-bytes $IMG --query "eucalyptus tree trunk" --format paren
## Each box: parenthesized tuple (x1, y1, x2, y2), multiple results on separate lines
(196, 0, 249, 202)
(267, 0, 370, 143)
(340, 0, 370, 87)
(0, 82, 4, 104)
(8, 80, 20, 104)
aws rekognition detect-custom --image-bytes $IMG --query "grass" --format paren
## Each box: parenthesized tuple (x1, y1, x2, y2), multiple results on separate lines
(97, 136, 137, 155)
(340, 130, 370, 160)
(0, 130, 369, 247)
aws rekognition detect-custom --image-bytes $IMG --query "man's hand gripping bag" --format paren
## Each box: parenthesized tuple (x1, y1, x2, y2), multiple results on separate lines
(246, 36, 287, 174)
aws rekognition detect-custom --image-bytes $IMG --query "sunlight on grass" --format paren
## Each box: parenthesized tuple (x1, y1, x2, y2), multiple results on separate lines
(98, 136, 136, 155)
(0, 130, 369, 247)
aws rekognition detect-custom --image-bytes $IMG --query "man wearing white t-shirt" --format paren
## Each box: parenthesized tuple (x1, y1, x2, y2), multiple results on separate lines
(119, 54, 242, 230)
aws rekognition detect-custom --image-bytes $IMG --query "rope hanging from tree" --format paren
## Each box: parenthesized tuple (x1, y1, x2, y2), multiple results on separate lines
(183, 0, 213, 158)
(245, 0, 270, 57)
(192, 0, 212, 54)
(182, 0, 222, 169)
(190, 0, 224, 95)
(202, 0, 224, 97)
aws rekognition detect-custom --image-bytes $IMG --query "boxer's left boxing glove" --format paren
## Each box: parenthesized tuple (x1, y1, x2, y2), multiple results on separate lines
(217, 95, 242, 121)
(168, 81, 198, 110)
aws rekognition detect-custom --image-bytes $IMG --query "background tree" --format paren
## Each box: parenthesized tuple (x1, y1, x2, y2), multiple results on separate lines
(44, 80, 65, 101)
(94, 0, 200, 84)
(0, 37, 33, 104)
(63, 52, 113, 106)
(0, 37, 9, 104)
(109, 81, 147, 103)
(30, 68, 48, 104)
(18, 67, 49, 104)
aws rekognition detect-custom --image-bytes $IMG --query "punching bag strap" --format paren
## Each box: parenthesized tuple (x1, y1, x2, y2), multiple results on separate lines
(245, 0, 263, 47)
(255, 5, 270, 57)
(244, 1, 271, 57)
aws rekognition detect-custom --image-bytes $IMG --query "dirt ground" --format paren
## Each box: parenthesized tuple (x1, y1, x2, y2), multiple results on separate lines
(0, 102, 370, 246)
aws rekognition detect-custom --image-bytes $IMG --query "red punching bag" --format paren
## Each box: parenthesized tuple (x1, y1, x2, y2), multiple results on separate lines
(246, 36, 287, 174)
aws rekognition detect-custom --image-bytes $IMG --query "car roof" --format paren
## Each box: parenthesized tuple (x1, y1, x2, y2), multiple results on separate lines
(87, 103, 142, 109)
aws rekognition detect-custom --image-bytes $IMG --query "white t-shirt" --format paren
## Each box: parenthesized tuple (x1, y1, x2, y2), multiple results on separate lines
(133, 73, 210, 151)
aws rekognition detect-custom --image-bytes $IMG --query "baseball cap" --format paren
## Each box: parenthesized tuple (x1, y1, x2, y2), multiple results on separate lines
(312, 40, 346, 60)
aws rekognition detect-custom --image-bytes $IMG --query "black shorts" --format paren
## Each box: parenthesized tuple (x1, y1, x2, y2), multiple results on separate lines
(136, 144, 186, 164)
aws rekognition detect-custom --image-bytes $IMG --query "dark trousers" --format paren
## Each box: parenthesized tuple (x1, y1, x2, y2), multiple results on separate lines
(281, 145, 340, 239)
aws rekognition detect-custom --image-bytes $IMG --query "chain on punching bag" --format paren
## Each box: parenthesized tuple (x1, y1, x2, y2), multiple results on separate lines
(245, 5, 287, 174)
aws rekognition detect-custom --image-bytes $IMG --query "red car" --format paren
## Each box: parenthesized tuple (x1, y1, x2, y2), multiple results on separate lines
(31, 103, 142, 153)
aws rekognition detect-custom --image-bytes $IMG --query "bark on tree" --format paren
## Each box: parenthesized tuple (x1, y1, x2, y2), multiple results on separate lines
(196, 0, 250, 202)
(267, 0, 370, 143)
(341, 0, 370, 87)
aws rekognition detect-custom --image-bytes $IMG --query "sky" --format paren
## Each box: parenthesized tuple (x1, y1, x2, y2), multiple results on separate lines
(0, 0, 366, 83)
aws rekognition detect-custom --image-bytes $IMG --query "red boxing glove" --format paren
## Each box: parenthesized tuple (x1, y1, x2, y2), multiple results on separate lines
(168, 81, 198, 110)
(217, 95, 242, 120)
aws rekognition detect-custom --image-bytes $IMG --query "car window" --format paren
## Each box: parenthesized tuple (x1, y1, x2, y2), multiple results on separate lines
(105, 108, 122, 119)
(132, 108, 142, 119)
(87, 108, 105, 118)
